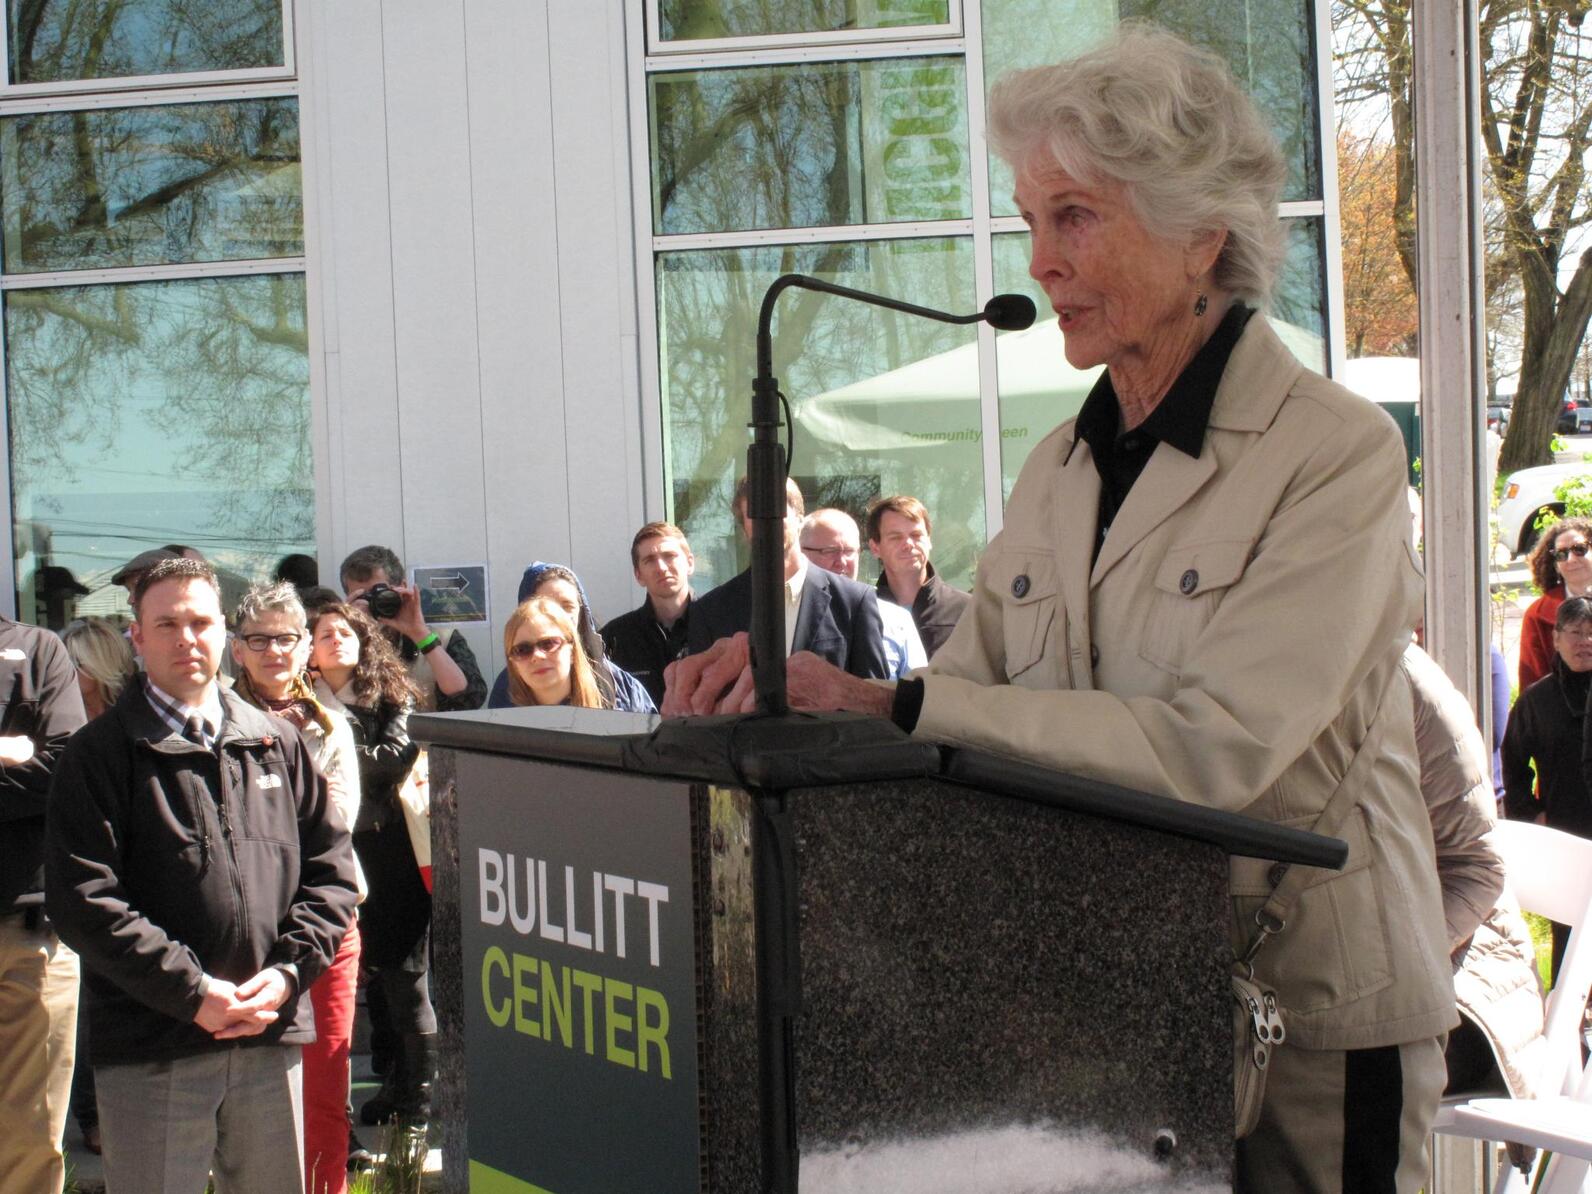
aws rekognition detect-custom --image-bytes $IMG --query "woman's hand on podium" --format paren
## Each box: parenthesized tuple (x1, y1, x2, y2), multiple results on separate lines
(663, 633, 753, 715)
(662, 632, 895, 718)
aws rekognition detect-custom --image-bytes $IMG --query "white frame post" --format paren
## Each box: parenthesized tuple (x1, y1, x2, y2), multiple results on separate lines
(1412, 0, 1489, 716)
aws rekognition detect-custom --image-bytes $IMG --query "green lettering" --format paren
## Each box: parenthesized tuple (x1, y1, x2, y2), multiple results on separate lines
(512, 952, 540, 1038)
(572, 968, 603, 1055)
(604, 978, 636, 1069)
(541, 960, 573, 1048)
(481, 947, 511, 1029)
(635, 986, 672, 1078)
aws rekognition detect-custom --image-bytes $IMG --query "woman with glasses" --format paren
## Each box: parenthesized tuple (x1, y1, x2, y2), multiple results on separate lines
(486, 562, 654, 711)
(500, 598, 607, 708)
(1518, 516, 1592, 692)
(232, 584, 363, 1193)
(308, 603, 436, 1134)
(1503, 595, 1592, 982)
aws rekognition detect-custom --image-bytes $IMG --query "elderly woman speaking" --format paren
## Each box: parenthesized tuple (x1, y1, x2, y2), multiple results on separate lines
(667, 24, 1452, 1192)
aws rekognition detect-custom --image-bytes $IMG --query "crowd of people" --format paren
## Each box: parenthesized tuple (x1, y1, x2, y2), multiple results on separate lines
(3, 22, 1588, 1194)
(0, 488, 967, 1194)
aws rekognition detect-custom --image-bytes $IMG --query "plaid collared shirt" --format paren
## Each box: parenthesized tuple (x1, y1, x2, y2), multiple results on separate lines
(143, 678, 223, 749)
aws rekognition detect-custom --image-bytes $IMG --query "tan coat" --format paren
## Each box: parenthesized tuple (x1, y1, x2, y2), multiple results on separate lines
(916, 317, 1455, 1051)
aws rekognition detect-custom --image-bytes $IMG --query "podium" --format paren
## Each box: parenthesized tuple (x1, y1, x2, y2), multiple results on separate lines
(412, 705, 1345, 1194)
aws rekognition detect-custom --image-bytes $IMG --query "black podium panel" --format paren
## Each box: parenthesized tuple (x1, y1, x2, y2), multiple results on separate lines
(419, 708, 1345, 1193)
(698, 782, 1231, 1191)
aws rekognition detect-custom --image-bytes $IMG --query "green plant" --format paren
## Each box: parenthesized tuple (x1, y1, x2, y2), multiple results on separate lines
(1524, 910, 1555, 989)
(368, 1123, 428, 1194)
(1556, 472, 1592, 518)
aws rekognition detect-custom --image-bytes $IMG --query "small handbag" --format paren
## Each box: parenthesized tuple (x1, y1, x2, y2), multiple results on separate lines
(1229, 669, 1395, 1138)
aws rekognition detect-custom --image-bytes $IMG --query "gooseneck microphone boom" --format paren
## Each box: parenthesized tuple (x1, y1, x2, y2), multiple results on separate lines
(746, 274, 1036, 717)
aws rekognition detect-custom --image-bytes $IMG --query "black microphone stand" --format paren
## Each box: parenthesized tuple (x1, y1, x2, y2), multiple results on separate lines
(743, 274, 1034, 1194)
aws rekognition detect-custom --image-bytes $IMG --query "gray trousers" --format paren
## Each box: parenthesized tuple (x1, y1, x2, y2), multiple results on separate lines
(95, 1045, 304, 1194)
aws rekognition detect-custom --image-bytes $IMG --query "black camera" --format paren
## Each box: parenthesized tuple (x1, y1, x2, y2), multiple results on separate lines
(361, 582, 404, 620)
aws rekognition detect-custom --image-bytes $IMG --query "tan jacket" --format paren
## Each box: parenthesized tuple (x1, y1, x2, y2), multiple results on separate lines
(916, 317, 1455, 1050)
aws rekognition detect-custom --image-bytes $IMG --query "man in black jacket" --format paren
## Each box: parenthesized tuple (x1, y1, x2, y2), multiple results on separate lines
(0, 614, 86, 1194)
(687, 476, 889, 681)
(601, 522, 696, 706)
(46, 558, 357, 1194)
(866, 494, 970, 660)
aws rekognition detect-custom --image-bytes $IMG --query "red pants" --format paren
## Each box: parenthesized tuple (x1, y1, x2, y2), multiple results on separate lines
(304, 921, 360, 1194)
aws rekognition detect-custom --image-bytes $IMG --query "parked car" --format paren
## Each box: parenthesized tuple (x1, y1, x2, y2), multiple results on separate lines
(1487, 392, 1513, 432)
(1496, 461, 1592, 555)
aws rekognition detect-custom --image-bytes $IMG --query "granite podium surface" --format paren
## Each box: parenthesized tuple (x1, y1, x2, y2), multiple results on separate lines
(411, 706, 1346, 1194)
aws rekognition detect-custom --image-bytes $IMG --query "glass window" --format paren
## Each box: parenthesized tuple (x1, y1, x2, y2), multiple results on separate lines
(1, 97, 301, 274)
(6, 273, 313, 627)
(656, 236, 985, 589)
(658, 0, 951, 42)
(1274, 216, 1328, 371)
(7, 0, 285, 85)
(651, 56, 969, 235)
(981, 0, 1320, 215)
(990, 216, 1328, 496)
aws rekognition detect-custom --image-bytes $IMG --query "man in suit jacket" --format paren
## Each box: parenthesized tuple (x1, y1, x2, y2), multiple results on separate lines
(687, 476, 889, 681)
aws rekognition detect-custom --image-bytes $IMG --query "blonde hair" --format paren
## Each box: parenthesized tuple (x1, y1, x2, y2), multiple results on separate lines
(988, 22, 1286, 304)
(62, 618, 136, 708)
(503, 597, 605, 709)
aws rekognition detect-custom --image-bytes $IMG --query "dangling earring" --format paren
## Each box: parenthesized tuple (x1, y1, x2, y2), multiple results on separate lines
(1194, 292, 1208, 317)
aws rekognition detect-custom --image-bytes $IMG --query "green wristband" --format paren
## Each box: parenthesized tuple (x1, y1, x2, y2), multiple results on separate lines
(415, 632, 441, 653)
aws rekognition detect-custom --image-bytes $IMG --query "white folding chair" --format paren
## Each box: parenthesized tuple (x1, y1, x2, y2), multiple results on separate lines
(1434, 821, 1592, 1194)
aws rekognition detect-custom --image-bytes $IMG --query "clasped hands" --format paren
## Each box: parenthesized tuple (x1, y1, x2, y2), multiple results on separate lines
(660, 632, 894, 719)
(193, 968, 292, 1040)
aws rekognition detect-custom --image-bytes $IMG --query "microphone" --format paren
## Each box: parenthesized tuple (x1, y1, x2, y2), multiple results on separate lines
(983, 292, 1038, 331)
(743, 275, 1035, 716)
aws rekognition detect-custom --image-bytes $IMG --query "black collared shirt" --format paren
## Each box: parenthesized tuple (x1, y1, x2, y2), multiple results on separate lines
(600, 597, 691, 708)
(1074, 303, 1254, 561)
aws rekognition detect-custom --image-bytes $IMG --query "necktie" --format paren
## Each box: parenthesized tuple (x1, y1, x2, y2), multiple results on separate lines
(183, 715, 212, 750)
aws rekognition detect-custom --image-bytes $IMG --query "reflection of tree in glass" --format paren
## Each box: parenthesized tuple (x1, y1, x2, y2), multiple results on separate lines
(1, 98, 302, 273)
(659, 239, 985, 587)
(9, 0, 283, 85)
(659, 0, 947, 42)
(4, 274, 312, 563)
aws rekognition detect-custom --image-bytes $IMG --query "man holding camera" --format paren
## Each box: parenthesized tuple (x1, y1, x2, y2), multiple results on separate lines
(338, 546, 487, 712)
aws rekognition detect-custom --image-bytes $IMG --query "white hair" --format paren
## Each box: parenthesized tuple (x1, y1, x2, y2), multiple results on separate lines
(988, 22, 1287, 305)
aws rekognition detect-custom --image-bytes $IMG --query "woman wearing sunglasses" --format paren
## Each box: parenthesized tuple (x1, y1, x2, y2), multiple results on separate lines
(308, 603, 436, 1134)
(1519, 516, 1592, 692)
(486, 562, 654, 711)
(501, 597, 612, 708)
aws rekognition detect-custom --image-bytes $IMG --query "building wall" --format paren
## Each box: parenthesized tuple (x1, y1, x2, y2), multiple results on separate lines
(302, 0, 648, 677)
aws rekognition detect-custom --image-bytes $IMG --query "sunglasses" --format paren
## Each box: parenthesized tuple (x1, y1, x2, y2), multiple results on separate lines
(1553, 542, 1592, 563)
(509, 636, 568, 660)
(238, 632, 303, 652)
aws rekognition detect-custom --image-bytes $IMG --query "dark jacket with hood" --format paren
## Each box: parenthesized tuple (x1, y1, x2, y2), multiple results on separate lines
(45, 680, 357, 1065)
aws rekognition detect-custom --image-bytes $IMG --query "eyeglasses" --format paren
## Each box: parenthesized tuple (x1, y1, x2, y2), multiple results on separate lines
(1554, 542, 1592, 563)
(1557, 626, 1592, 641)
(238, 632, 302, 652)
(509, 636, 568, 660)
(801, 544, 858, 560)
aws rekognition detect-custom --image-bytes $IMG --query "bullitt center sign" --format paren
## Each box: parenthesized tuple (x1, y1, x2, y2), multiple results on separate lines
(456, 754, 700, 1192)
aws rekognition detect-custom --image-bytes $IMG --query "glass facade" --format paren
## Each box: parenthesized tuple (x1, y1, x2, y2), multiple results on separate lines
(7, 0, 285, 85)
(1, 3, 305, 627)
(1, 98, 302, 273)
(658, 0, 951, 43)
(644, 0, 1336, 579)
